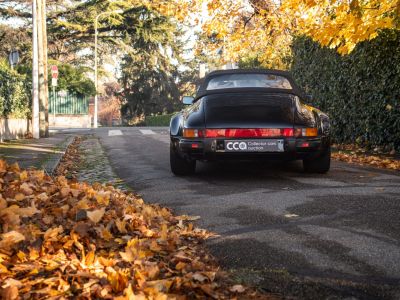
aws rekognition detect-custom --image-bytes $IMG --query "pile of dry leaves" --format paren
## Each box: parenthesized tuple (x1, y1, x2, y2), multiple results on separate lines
(0, 160, 255, 299)
(332, 151, 400, 171)
(54, 137, 82, 178)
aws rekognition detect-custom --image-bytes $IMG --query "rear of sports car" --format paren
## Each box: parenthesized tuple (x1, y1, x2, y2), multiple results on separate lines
(171, 92, 331, 175)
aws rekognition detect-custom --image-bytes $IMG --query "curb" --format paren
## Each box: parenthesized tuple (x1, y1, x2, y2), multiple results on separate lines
(41, 135, 75, 176)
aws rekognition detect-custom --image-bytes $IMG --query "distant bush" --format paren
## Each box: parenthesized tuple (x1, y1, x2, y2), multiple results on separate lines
(291, 30, 400, 151)
(48, 61, 95, 97)
(0, 60, 30, 118)
(145, 113, 175, 126)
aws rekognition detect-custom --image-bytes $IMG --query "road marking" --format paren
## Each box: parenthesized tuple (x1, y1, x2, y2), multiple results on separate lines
(108, 130, 123, 136)
(140, 129, 156, 135)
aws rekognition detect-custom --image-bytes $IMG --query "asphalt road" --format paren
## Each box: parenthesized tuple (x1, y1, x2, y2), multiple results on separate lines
(93, 127, 400, 299)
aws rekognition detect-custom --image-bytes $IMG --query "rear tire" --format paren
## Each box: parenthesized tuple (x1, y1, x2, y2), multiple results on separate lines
(170, 143, 196, 176)
(303, 146, 331, 173)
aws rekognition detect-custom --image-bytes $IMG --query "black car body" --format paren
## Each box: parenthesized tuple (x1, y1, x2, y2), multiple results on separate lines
(170, 69, 331, 175)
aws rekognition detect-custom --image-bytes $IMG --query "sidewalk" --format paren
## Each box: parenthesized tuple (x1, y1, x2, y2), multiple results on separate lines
(0, 133, 75, 174)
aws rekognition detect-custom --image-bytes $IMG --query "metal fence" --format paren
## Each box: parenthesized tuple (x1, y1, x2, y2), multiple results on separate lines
(49, 91, 89, 115)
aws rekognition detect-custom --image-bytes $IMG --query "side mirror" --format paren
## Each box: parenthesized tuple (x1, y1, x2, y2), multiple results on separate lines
(182, 96, 194, 105)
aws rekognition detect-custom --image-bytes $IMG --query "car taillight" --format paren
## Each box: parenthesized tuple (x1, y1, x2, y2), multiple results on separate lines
(282, 128, 294, 137)
(205, 129, 225, 138)
(183, 128, 318, 138)
(294, 128, 318, 137)
(302, 128, 318, 137)
(183, 129, 204, 138)
(204, 128, 294, 138)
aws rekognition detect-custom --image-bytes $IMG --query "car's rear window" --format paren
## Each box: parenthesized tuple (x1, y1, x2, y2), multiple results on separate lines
(206, 74, 292, 90)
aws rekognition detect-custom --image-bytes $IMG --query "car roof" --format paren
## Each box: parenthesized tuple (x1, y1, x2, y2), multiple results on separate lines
(205, 68, 291, 77)
(196, 68, 304, 99)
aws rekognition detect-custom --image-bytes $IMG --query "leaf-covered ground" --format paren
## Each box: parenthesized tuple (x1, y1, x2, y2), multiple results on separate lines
(332, 145, 400, 171)
(0, 159, 268, 299)
(54, 136, 83, 178)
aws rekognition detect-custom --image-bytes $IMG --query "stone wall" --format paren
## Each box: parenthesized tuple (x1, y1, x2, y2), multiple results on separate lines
(49, 115, 91, 128)
(0, 118, 31, 141)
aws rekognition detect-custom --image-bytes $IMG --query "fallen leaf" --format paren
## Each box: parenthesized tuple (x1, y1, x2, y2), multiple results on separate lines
(17, 203, 40, 217)
(101, 228, 114, 241)
(160, 223, 168, 240)
(19, 171, 28, 181)
(115, 218, 127, 234)
(0, 197, 7, 210)
(87, 208, 105, 224)
(192, 272, 208, 283)
(95, 191, 110, 206)
(37, 192, 48, 201)
(14, 193, 25, 201)
(44, 226, 63, 241)
(2, 278, 23, 288)
(119, 251, 134, 263)
(0, 231, 25, 249)
(1, 286, 19, 300)
(0, 263, 9, 274)
(20, 182, 33, 195)
(230, 284, 246, 293)
(176, 215, 201, 221)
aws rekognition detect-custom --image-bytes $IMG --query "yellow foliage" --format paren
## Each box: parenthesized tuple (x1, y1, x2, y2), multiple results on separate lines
(183, 0, 399, 67)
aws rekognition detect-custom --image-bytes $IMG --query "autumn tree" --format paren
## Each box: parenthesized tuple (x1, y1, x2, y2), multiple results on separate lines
(284, 0, 400, 54)
(192, 0, 400, 68)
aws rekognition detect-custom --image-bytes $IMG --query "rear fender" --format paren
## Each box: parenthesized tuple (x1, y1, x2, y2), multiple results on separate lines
(170, 100, 205, 137)
(170, 113, 182, 136)
(183, 99, 205, 129)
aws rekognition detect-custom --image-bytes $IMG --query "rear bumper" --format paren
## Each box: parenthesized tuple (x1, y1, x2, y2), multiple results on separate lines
(175, 137, 329, 161)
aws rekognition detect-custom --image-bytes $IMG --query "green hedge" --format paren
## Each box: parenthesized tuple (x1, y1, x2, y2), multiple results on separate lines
(144, 113, 174, 126)
(0, 60, 30, 118)
(290, 30, 400, 151)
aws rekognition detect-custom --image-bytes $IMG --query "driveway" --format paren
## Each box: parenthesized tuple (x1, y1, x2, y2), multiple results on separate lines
(94, 127, 400, 299)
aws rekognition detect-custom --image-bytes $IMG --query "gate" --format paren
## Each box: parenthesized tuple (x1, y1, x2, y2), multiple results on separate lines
(49, 92, 89, 115)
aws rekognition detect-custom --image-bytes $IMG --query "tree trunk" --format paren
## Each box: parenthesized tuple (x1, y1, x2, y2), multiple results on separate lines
(37, 0, 48, 137)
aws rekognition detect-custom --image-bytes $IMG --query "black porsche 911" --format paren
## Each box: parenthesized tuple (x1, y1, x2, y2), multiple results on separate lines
(169, 69, 331, 175)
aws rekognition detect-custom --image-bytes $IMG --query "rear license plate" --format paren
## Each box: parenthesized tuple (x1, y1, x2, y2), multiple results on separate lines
(224, 139, 284, 152)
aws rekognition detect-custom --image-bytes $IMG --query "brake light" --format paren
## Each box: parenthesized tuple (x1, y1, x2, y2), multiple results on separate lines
(183, 128, 318, 138)
(205, 129, 225, 138)
(204, 128, 294, 138)
(183, 129, 204, 138)
(282, 128, 294, 137)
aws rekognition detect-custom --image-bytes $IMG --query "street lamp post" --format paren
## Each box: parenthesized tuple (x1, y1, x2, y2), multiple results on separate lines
(94, 10, 122, 128)
(32, 0, 40, 139)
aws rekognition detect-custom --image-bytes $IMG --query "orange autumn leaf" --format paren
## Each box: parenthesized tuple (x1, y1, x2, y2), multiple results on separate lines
(44, 226, 63, 241)
(115, 218, 127, 234)
(14, 193, 25, 201)
(0, 231, 25, 249)
(87, 208, 105, 224)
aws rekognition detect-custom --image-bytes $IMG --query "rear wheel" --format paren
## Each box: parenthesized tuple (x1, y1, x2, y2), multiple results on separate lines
(303, 146, 331, 173)
(170, 143, 196, 176)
